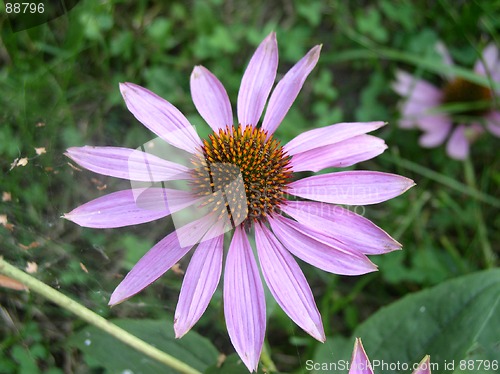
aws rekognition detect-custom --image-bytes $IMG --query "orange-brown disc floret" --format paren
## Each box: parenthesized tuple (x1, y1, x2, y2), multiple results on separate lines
(190, 125, 292, 228)
(442, 77, 493, 116)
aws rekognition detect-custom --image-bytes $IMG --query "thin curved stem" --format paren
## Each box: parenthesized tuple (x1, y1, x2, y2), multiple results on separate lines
(261, 341, 278, 372)
(0, 257, 201, 374)
(463, 159, 496, 268)
(387, 156, 500, 208)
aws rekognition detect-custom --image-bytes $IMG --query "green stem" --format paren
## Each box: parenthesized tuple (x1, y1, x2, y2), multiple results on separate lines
(388, 157, 500, 208)
(321, 41, 500, 91)
(260, 341, 277, 372)
(0, 257, 201, 374)
(463, 159, 496, 268)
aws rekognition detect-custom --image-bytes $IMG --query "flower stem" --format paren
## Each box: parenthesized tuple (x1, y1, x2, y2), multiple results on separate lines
(389, 156, 500, 208)
(463, 159, 496, 268)
(261, 341, 278, 372)
(0, 257, 201, 374)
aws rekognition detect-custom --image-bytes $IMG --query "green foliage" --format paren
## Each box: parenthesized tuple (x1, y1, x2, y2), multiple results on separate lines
(0, 320, 64, 374)
(206, 353, 274, 373)
(314, 269, 500, 373)
(69, 319, 219, 373)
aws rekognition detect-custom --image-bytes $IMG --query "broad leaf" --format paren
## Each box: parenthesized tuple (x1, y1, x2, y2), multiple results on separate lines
(205, 354, 270, 374)
(69, 318, 218, 373)
(314, 269, 500, 373)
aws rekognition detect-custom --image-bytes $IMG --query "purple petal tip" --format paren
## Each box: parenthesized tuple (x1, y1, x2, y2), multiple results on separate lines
(108, 293, 125, 306)
(119, 82, 137, 97)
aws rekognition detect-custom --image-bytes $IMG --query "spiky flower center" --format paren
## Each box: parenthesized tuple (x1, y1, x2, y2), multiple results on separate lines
(441, 77, 493, 116)
(190, 125, 292, 228)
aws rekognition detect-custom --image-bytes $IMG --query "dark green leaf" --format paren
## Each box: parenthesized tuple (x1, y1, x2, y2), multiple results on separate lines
(69, 319, 219, 373)
(204, 354, 270, 374)
(314, 270, 500, 373)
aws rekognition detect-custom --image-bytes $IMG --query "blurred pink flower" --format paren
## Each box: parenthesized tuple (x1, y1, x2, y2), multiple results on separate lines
(65, 32, 414, 371)
(349, 338, 432, 374)
(393, 43, 500, 160)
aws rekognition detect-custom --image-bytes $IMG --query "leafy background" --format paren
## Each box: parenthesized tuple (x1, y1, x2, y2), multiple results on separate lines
(1, 0, 499, 373)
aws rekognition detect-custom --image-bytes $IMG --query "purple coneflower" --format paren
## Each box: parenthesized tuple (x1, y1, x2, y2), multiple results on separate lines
(65, 32, 414, 371)
(349, 338, 431, 374)
(393, 42, 500, 160)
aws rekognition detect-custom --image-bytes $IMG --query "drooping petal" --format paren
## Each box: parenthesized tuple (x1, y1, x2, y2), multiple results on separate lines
(435, 42, 455, 79)
(109, 230, 194, 305)
(261, 45, 321, 135)
(288, 171, 415, 205)
(418, 120, 452, 148)
(475, 43, 500, 82)
(398, 117, 417, 129)
(191, 66, 233, 132)
(284, 122, 386, 156)
(64, 188, 196, 228)
(398, 98, 450, 133)
(255, 224, 325, 341)
(65, 146, 190, 181)
(282, 201, 401, 254)
(269, 216, 377, 275)
(446, 124, 469, 160)
(237, 32, 278, 128)
(174, 234, 224, 338)
(393, 70, 448, 134)
(224, 226, 266, 372)
(486, 110, 500, 137)
(417, 114, 452, 132)
(290, 135, 387, 172)
(412, 355, 432, 374)
(392, 71, 442, 103)
(400, 99, 437, 119)
(349, 338, 374, 374)
(120, 83, 202, 154)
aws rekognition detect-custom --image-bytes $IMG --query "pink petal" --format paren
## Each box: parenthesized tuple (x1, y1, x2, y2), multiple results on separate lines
(174, 234, 224, 338)
(486, 111, 500, 137)
(109, 230, 194, 305)
(399, 118, 417, 129)
(349, 338, 374, 374)
(392, 70, 442, 102)
(418, 120, 452, 148)
(224, 227, 266, 372)
(269, 216, 377, 275)
(65, 146, 190, 181)
(174, 213, 227, 248)
(393, 71, 446, 133)
(400, 99, 440, 119)
(412, 355, 432, 374)
(417, 114, 452, 132)
(288, 171, 415, 205)
(120, 83, 202, 154)
(290, 135, 387, 172)
(190, 66, 233, 132)
(446, 125, 469, 160)
(282, 201, 401, 254)
(237, 32, 278, 128)
(435, 42, 453, 65)
(64, 188, 196, 228)
(261, 45, 321, 136)
(398, 101, 449, 133)
(284, 122, 386, 156)
(475, 43, 500, 81)
(255, 224, 325, 341)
